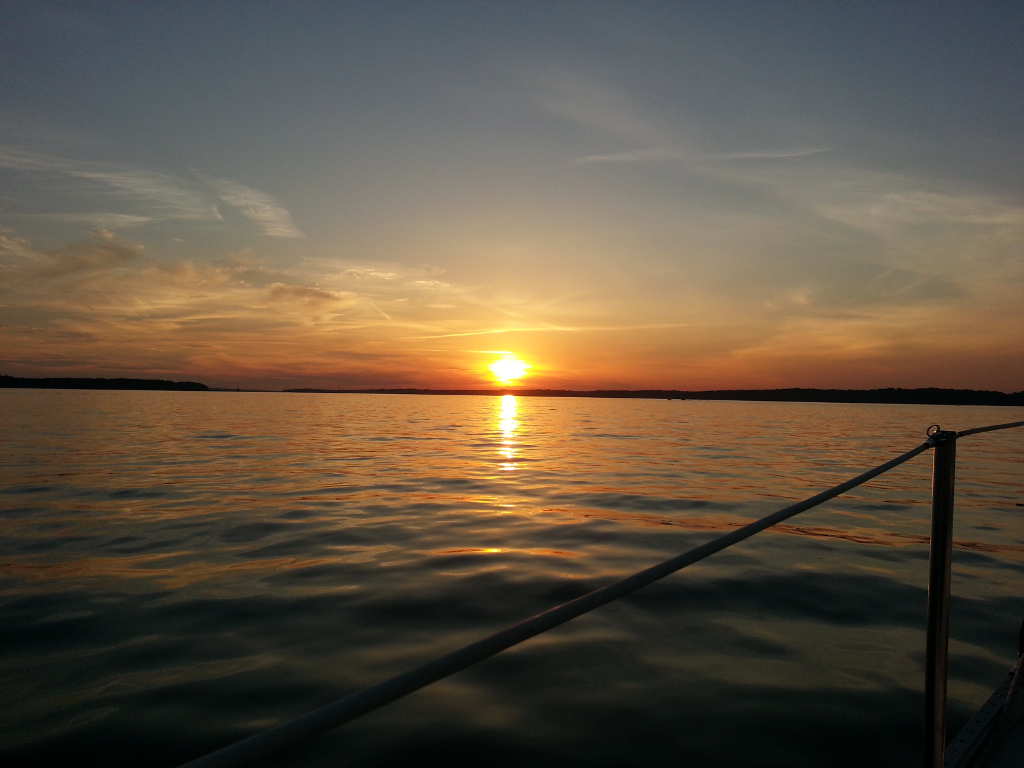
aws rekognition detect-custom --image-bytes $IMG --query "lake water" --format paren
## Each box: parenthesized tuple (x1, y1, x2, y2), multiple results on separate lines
(1, 390, 1022, 767)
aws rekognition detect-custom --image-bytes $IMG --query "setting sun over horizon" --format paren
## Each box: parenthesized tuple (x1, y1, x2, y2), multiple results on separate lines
(488, 355, 531, 386)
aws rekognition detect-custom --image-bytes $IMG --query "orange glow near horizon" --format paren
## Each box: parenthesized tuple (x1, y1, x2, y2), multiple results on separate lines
(488, 354, 530, 385)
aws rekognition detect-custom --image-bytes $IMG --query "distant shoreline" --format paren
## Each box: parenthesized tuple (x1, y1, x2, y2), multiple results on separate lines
(0, 375, 208, 391)
(3, 376, 1021, 405)
(285, 387, 1024, 406)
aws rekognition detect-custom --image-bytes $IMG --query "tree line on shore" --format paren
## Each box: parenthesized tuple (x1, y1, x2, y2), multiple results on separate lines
(3, 375, 1022, 405)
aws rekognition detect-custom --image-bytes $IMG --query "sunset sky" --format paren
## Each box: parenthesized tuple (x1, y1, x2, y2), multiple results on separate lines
(2, 3, 1022, 390)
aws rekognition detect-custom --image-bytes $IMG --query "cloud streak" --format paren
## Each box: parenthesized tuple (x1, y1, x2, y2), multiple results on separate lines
(71, 168, 219, 221)
(0, 146, 218, 222)
(13, 212, 154, 229)
(0, 146, 303, 238)
(201, 174, 305, 239)
(575, 146, 828, 166)
(712, 147, 828, 161)
(538, 71, 666, 147)
(574, 147, 684, 166)
(821, 189, 1024, 232)
(413, 322, 691, 339)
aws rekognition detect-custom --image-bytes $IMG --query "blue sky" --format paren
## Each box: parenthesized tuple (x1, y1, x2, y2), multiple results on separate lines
(1, 2, 1022, 389)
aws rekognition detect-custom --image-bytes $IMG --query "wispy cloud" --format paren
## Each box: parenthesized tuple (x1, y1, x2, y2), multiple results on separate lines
(413, 322, 690, 339)
(71, 168, 219, 221)
(0, 146, 219, 222)
(14, 212, 154, 229)
(365, 300, 393, 321)
(538, 73, 828, 170)
(267, 283, 340, 303)
(0, 146, 75, 172)
(538, 71, 665, 147)
(574, 147, 684, 166)
(821, 189, 1024, 231)
(575, 145, 828, 166)
(0, 228, 42, 266)
(343, 267, 399, 280)
(0, 227, 143, 281)
(0, 230, 446, 342)
(711, 147, 828, 161)
(200, 174, 305, 239)
(0, 146, 304, 238)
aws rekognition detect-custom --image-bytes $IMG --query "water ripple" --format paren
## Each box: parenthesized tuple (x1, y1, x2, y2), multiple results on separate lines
(0, 391, 1021, 767)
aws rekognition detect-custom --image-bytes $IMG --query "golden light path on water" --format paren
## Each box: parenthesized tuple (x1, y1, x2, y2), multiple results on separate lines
(497, 394, 519, 471)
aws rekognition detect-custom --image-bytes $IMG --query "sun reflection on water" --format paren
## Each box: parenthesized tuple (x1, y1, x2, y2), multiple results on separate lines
(497, 394, 519, 470)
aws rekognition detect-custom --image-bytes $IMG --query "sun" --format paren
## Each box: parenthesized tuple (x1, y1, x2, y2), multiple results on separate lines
(489, 355, 530, 385)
